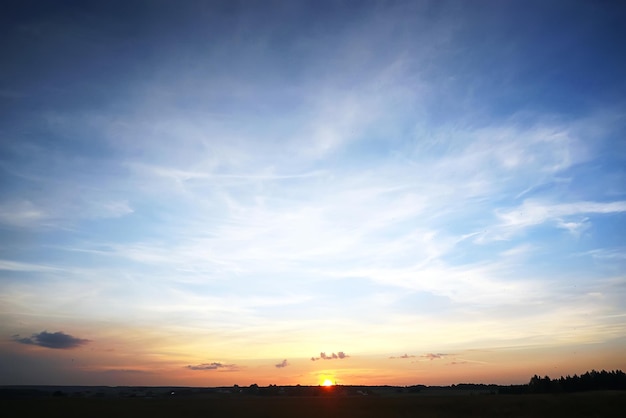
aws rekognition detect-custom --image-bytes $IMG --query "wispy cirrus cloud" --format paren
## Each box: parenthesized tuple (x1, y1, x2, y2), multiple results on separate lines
(580, 248, 626, 261)
(489, 200, 626, 240)
(0, 260, 62, 273)
(0, 200, 48, 227)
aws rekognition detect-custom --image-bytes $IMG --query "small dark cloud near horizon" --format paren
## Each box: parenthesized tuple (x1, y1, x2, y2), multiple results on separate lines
(100, 368, 151, 374)
(389, 353, 416, 359)
(310, 351, 348, 361)
(12, 331, 90, 349)
(275, 359, 289, 368)
(422, 353, 449, 360)
(187, 362, 238, 371)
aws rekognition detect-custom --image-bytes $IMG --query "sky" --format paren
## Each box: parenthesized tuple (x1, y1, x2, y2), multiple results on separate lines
(1, 0, 625, 387)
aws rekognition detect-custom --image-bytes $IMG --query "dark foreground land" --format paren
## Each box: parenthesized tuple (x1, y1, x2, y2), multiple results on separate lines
(3, 391, 625, 418)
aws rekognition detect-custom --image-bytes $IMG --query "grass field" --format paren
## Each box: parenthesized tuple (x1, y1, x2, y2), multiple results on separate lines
(3, 391, 626, 418)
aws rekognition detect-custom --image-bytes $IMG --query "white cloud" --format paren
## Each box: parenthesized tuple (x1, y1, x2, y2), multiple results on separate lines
(493, 200, 626, 239)
(88, 200, 134, 219)
(0, 200, 48, 227)
(499, 244, 535, 258)
(582, 248, 626, 260)
(556, 217, 590, 237)
(335, 262, 540, 306)
(0, 260, 62, 273)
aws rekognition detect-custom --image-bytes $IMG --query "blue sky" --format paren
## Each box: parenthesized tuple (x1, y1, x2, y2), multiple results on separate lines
(1, 0, 625, 386)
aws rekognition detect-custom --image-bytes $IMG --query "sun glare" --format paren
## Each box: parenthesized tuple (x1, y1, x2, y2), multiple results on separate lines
(322, 379, 334, 387)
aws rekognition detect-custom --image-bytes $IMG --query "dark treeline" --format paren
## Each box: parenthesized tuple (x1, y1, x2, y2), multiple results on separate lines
(500, 369, 626, 394)
(2, 369, 625, 400)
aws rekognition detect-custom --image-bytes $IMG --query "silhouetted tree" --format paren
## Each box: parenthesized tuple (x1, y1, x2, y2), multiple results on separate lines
(528, 369, 626, 393)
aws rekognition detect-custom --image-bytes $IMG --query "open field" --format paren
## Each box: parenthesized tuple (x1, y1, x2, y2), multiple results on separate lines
(3, 391, 625, 418)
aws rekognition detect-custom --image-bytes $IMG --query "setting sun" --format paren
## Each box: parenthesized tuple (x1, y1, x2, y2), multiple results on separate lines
(322, 379, 334, 387)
